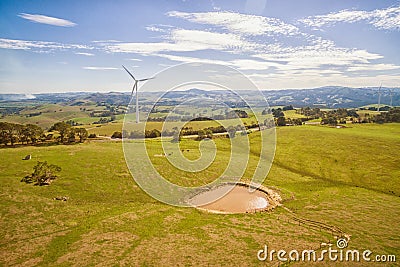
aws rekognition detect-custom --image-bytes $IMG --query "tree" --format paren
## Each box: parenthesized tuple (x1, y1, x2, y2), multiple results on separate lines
(75, 128, 88, 143)
(171, 127, 181, 142)
(23, 124, 43, 144)
(0, 122, 13, 145)
(197, 129, 206, 140)
(0, 122, 20, 146)
(204, 129, 213, 139)
(272, 108, 284, 118)
(276, 116, 286, 126)
(282, 105, 294, 111)
(68, 128, 76, 143)
(321, 116, 337, 126)
(111, 131, 123, 138)
(145, 129, 161, 138)
(50, 122, 72, 143)
(21, 161, 61, 186)
(227, 126, 236, 138)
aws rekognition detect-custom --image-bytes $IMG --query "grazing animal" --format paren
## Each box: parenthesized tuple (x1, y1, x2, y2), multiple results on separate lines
(54, 196, 69, 201)
(23, 154, 32, 160)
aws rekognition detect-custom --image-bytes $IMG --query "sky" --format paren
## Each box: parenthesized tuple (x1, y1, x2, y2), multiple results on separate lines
(0, 0, 399, 93)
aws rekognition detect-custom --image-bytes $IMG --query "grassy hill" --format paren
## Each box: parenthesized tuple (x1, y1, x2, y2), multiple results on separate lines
(0, 124, 399, 265)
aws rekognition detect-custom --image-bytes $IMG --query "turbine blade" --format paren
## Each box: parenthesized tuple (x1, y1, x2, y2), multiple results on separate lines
(138, 77, 155, 82)
(122, 65, 137, 81)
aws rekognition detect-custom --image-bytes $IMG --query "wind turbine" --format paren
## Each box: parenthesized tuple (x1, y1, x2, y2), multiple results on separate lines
(122, 65, 154, 123)
(377, 83, 382, 112)
(389, 88, 393, 107)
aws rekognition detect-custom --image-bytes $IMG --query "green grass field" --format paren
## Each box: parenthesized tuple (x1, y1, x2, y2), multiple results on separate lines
(0, 124, 399, 266)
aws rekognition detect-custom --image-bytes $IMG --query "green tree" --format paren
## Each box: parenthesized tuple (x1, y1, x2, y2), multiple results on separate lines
(276, 116, 286, 126)
(321, 116, 337, 126)
(0, 122, 20, 145)
(227, 126, 236, 138)
(272, 108, 284, 118)
(75, 128, 88, 143)
(68, 128, 76, 143)
(21, 161, 61, 186)
(50, 122, 72, 143)
(145, 129, 161, 138)
(204, 129, 213, 139)
(22, 124, 43, 144)
(111, 131, 123, 138)
(197, 129, 206, 140)
(0, 122, 12, 145)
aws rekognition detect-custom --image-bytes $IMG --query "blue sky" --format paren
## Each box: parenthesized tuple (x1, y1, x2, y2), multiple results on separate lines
(0, 0, 399, 93)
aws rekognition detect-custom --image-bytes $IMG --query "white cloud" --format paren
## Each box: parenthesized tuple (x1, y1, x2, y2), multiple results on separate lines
(229, 59, 281, 70)
(347, 63, 400, 72)
(167, 11, 300, 36)
(75, 52, 94, 56)
(252, 39, 384, 72)
(83, 67, 119, 70)
(300, 6, 400, 30)
(105, 29, 259, 54)
(170, 29, 259, 51)
(145, 26, 167, 32)
(126, 58, 142, 61)
(0, 38, 90, 52)
(18, 13, 76, 27)
(154, 53, 229, 66)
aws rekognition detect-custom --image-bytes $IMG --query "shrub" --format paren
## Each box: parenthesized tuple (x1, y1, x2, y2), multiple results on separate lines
(227, 126, 236, 138)
(21, 161, 61, 186)
(111, 131, 123, 138)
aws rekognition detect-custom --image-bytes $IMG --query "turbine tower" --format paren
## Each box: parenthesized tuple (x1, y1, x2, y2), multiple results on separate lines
(390, 89, 393, 107)
(377, 83, 382, 112)
(122, 65, 154, 123)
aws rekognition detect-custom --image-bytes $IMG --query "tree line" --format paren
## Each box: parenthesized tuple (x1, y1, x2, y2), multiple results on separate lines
(146, 109, 250, 122)
(113, 122, 261, 141)
(274, 106, 400, 126)
(0, 121, 89, 146)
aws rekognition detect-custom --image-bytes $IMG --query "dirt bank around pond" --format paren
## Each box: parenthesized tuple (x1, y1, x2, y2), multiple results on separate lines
(188, 182, 281, 214)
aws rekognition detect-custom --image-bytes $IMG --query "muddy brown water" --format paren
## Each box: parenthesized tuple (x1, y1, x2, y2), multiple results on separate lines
(189, 184, 271, 214)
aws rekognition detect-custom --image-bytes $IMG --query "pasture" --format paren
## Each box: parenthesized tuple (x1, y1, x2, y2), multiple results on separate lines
(0, 124, 399, 266)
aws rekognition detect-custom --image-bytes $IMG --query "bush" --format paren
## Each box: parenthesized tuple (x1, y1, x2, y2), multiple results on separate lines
(21, 161, 61, 186)
(227, 126, 236, 138)
(111, 131, 123, 138)
(276, 116, 286, 126)
(145, 129, 161, 138)
(88, 133, 97, 138)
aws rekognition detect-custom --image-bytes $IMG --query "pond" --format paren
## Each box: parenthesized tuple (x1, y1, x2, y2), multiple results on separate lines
(188, 183, 278, 214)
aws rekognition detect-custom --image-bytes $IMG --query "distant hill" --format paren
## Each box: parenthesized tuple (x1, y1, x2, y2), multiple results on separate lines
(262, 86, 400, 108)
(0, 86, 399, 108)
